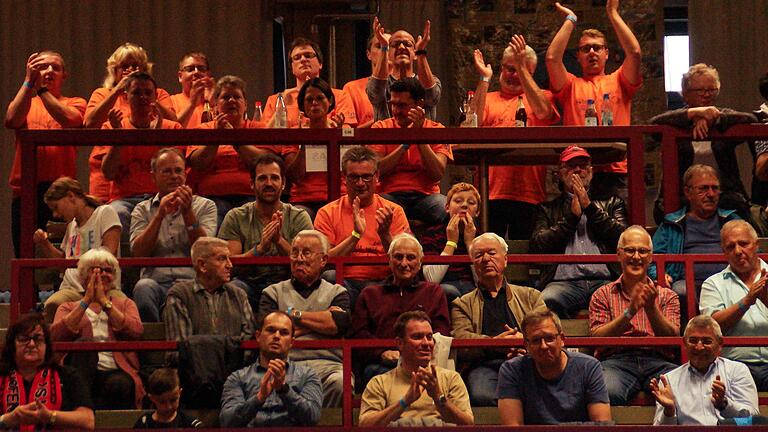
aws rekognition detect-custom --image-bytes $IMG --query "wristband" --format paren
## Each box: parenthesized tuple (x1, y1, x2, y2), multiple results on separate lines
(37, 87, 49, 96)
(186, 223, 199, 231)
(23, 81, 34, 89)
(399, 398, 408, 410)
(49, 410, 57, 426)
(253, 247, 260, 256)
(566, 14, 578, 24)
(351, 230, 361, 239)
(622, 307, 635, 321)
(402, 144, 410, 150)
(446, 241, 458, 248)
(415, 49, 427, 56)
(480, 76, 490, 83)
(738, 300, 749, 313)
(381, 44, 389, 53)
(79, 300, 90, 310)
(287, 306, 294, 316)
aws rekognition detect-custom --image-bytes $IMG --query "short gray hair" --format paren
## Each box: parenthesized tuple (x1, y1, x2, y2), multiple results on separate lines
(294, 230, 330, 254)
(684, 314, 723, 341)
(191, 237, 229, 262)
(682, 63, 720, 94)
(502, 44, 537, 68)
(469, 232, 508, 255)
(617, 225, 653, 249)
(77, 248, 121, 288)
(683, 164, 719, 187)
(387, 233, 423, 258)
(720, 219, 758, 244)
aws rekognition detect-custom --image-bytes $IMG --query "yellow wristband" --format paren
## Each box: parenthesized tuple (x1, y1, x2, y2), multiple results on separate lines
(351, 230, 361, 239)
(446, 241, 458, 248)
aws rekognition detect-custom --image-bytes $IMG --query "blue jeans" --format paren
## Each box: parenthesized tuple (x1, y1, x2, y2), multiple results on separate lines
(210, 195, 255, 234)
(134, 278, 177, 322)
(381, 191, 447, 225)
(441, 279, 477, 305)
(541, 279, 608, 318)
(744, 362, 768, 391)
(467, 359, 504, 406)
(321, 270, 378, 311)
(601, 352, 677, 405)
(109, 194, 154, 241)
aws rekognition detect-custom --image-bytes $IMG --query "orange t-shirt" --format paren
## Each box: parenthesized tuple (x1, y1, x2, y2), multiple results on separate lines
(282, 142, 347, 203)
(88, 146, 111, 202)
(85, 87, 174, 124)
(261, 88, 356, 128)
(101, 118, 184, 201)
(189, 119, 283, 196)
(554, 65, 642, 173)
(314, 194, 411, 280)
(341, 77, 373, 127)
(483, 91, 560, 204)
(169, 92, 205, 128)
(8, 96, 85, 198)
(369, 118, 452, 195)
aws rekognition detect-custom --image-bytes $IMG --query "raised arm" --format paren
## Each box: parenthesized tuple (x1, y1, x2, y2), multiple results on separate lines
(471, 50, 492, 125)
(545, 3, 577, 93)
(414, 20, 436, 90)
(510, 35, 555, 120)
(607, 0, 642, 86)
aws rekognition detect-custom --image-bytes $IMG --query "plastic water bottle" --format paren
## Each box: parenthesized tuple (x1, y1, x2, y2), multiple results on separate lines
(584, 99, 598, 126)
(274, 93, 287, 128)
(462, 91, 478, 127)
(601, 93, 613, 126)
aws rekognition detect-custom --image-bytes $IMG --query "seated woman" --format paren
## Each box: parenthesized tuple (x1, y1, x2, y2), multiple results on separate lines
(0, 313, 94, 429)
(33, 177, 124, 321)
(284, 77, 345, 219)
(421, 182, 480, 303)
(50, 249, 145, 410)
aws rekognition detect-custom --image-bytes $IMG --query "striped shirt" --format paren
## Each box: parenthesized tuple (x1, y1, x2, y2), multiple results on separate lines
(589, 277, 680, 359)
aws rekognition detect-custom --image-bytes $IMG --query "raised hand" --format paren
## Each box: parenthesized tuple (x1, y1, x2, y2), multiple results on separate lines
(404, 371, 425, 406)
(745, 268, 767, 307)
(175, 185, 194, 213)
(373, 17, 390, 47)
(158, 190, 180, 216)
(650, 375, 676, 415)
(83, 268, 99, 305)
(375, 206, 394, 239)
(555, 2, 576, 18)
(215, 112, 233, 129)
(32, 229, 49, 245)
(473, 49, 493, 80)
(268, 359, 287, 391)
(407, 106, 426, 128)
(606, 0, 620, 14)
(24, 53, 44, 89)
(445, 214, 460, 244)
(711, 374, 727, 410)
(421, 364, 443, 402)
(352, 196, 366, 236)
(570, 191, 582, 218)
(415, 20, 431, 52)
(571, 174, 590, 208)
(462, 214, 477, 245)
(257, 368, 275, 403)
(108, 108, 124, 129)
(508, 34, 529, 70)
(329, 112, 346, 128)
(114, 71, 138, 94)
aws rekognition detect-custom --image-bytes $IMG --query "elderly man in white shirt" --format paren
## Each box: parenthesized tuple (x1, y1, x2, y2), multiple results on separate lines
(651, 314, 759, 425)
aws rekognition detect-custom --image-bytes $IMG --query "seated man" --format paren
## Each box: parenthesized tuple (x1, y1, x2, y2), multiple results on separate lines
(589, 225, 680, 405)
(130, 147, 217, 322)
(651, 314, 759, 425)
(314, 146, 410, 306)
(163, 237, 254, 341)
(170, 51, 214, 128)
(369, 77, 452, 226)
(220, 311, 322, 427)
(258, 230, 350, 408)
(700, 220, 768, 390)
(352, 233, 450, 382)
(498, 310, 611, 425)
(530, 145, 627, 318)
(451, 233, 547, 406)
(359, 311, 474, 426)
(218, 153, 313, 309)
(649, 164, 739, 299)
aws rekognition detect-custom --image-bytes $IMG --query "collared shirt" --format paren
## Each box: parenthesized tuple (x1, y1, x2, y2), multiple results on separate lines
(130, 193, 217, 283)
(220, 361, 322, 427)
(589, 277, 680, 359)
(554, 207, 611, 281)
(366, 75, 442, 122)
(700, 259, 768, 363)
(653, 357, 759, 425)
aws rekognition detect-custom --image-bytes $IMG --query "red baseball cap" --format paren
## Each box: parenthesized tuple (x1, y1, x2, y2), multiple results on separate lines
(559, 145, 591, 163)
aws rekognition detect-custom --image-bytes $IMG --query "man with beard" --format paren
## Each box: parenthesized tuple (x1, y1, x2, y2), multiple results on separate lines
(130, 148, 217, 322)
(589, 225, 680, 405)
(220, 311, 322, 427)
(546, 0, 643, 197)
(258, 230, 350, 408)
(651, 315, 759, 425)
(359, 311, 474, 426)
(497, 310, 611, 425)
(530, 146, 627, 318)
(649, 165, 739, 301)
(218, 153, 313, 309)
(169, 52, 215, 128)
(471, 35, 560, 240)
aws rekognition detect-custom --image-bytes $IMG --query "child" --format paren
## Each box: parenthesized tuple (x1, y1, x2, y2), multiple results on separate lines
(134, 368, 202, 429)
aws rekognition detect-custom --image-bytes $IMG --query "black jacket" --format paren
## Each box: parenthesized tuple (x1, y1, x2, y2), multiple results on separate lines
(529, 193, 628, 288)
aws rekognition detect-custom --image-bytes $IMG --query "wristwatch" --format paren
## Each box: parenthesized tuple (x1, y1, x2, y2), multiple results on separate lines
(436, 394, 448, 408)
(103, 300, 113, 312)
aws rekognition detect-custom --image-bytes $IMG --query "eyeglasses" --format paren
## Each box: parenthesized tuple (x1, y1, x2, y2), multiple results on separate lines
(346, 174, 375, 183)
(577, 44, 606, 54)
(181, 64, 209, 73)
(389, 39, 414, 49)
(16, 334, 45, 345)
(686, 336, 716, 346)
(526, 334, 560, 346)
(289, 249, 321, 259)
(564, 161, 591, 170)
(687, 184, 720, 195)
(620, 247, 651, 257)
(92, 266, 115, 274)
(688, 87, 719, 95)
(118, 63, 142, 71)
(291, 52, 318, 62)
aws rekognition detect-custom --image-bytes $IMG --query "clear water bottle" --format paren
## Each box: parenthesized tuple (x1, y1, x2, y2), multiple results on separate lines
(584, 99, 598, 126)
(462, 91, 478, 127)
(601, 93, 613, 126)
(274, 93, 287, 128)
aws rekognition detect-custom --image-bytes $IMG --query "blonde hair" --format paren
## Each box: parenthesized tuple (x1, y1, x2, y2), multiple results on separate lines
(44, 177, 102, 208)
(103, 43, 153, 89)
(581, 29, 607, 43)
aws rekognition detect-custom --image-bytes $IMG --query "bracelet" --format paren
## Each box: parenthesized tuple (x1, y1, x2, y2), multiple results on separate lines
(738, 300, 749, 313)
(48, 410, 57, 426)
(566, 14, 578, 24)
(79, 300, 90, 310)
(23, 81, 34, 89)
(351, 230, 361, 239)
(399, 398, 408, 410)
(622, 307, 635, 321)
(37, 87, 49, 96)
(481, 76, 490, 83)
(446, 241, 458, 248)
(415, 49, 427, 56)
(186, 223, 199, 231)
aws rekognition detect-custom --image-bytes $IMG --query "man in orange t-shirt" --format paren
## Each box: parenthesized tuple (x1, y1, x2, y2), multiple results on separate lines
(545, 0, 642, 197)
(5, 51, 86, 256)
(369, 78, 452, 226)
(101, 73, 184, 235)
(170, 51, 215, 128)
(341, 33, 390, 128)
(471, 35, 560, 240)
(261, 37, 357, 128)
(314, 146, 410, 307)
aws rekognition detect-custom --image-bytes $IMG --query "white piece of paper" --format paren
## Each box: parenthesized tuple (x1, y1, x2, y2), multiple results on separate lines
(305, 145, 355, 172)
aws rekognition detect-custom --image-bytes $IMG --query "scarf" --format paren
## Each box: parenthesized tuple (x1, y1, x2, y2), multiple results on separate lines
(2, 368, 63, 431)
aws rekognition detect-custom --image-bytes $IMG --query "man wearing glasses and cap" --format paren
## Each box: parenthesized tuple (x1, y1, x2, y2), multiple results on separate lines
(530, 145, 627, 318)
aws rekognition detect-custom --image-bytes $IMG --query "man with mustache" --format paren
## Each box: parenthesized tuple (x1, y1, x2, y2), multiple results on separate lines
(589, 225, 680, 405)
(649, 164, 739, 302)
(170, 51, 215, 128)
(218, 153, 313, 310)
(258, 230, 351, 408)
(129, 148, 217, 322)
(5, 51, 86, 257)
(700, 220, 768, 391)
(546, 0, 643, 197)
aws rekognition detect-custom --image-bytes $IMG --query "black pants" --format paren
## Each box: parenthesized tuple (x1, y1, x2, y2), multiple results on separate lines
(12, 181, 55, 258)
(488, 200, 538, 240)
(67, 351, 135, 409)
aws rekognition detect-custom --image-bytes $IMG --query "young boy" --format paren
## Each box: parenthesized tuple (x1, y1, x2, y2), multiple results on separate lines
(134, 368, 202, 429)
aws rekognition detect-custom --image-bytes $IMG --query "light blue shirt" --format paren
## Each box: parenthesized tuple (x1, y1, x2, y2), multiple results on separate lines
(700, 259, 768, 363)
(653, 357, 759, 425)
(553, 210, 611, 281)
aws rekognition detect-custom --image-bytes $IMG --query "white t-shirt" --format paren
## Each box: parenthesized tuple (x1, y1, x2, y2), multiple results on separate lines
(85, 307, 118, 371)
(59, 205, 122, 292)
